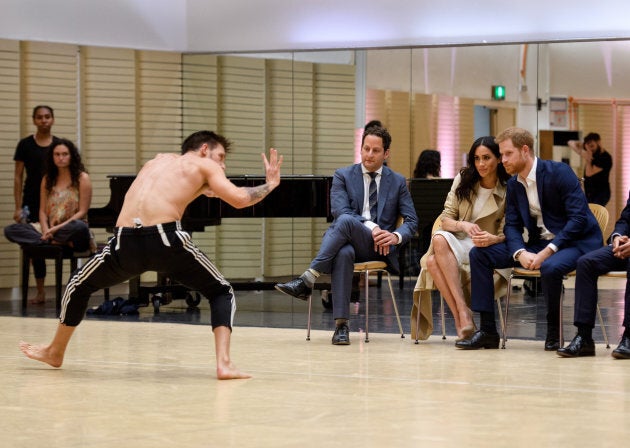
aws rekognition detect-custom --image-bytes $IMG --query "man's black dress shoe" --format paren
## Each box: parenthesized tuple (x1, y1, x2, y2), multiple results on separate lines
(275, 277, 312, 300)
(544, 327, 560, 351)
(454, 330, 499, 350)
(612, 335, 630, 359)
(332, 323, 350, 345)
(544, 337, 560, 351)
(556, 334, 595, 358)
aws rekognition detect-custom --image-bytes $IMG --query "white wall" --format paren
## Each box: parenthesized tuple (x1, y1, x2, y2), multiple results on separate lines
(186, 0, 630, 52)
(2, 0, 630, 53)
(0, 0, 186, 51)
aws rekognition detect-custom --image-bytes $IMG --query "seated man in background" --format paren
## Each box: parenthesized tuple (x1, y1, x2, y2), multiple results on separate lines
(275, 124, 418, 345)
(557, 191, 630, 359)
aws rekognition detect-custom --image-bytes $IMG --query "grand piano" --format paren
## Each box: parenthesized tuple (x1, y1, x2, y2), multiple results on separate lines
(89, 174, 333, 231)
(88, 174, 333, 303)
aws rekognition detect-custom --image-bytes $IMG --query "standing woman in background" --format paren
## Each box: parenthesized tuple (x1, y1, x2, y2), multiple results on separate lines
(411, 137, 510, 340)
(5, 139, 93, 304)
(6, 105, 58, 303)
(569, 132, 612, 206)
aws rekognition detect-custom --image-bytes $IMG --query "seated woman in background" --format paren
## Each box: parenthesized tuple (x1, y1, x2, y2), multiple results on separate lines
(413, 149, 441, 178)
(411, 137, 510, 341)
(4, 138, 93, 304)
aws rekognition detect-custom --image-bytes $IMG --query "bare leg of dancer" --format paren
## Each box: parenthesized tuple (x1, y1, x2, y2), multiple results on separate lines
(19, 323, 76, 368)
(213, 326, 251, 380)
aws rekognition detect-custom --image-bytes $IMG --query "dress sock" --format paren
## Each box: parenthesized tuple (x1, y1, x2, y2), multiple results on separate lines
(479, 311, 498, 335)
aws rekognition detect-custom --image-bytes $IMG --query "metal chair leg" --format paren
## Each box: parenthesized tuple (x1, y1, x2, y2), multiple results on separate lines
(306, 292, 312, 341)
(364, 270, 370, 343)
(385, 271, 404, 338)
(496, 295, 505, 337)
(596, 304, 610, 348)
(501, 272, 514, 349)
(414, 293, 422, 344)
(440, 294, 446, 339)
(558, 285, 564, 347)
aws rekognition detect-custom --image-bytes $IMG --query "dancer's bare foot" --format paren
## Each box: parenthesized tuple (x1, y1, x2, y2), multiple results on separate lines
(19, 341, 64, 368)
(217, 361, 252, 380)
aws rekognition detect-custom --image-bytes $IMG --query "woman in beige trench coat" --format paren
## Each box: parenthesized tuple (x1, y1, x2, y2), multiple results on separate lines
(411, 136, 511, 341)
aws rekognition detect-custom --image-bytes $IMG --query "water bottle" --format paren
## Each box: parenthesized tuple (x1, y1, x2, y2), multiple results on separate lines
(20, 205, 30, 223)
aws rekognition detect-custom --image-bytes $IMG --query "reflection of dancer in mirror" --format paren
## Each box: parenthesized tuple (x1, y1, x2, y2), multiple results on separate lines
(20, 131, 283, 380)
(568, 132, 612, 206)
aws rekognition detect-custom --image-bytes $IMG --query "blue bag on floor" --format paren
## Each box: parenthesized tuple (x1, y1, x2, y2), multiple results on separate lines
(86, 297, 139, 316)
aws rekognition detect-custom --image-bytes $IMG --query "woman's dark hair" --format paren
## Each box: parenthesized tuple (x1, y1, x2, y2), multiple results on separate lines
(413, 149, 441, 178)
(181, 130, 231, 155)
(45, 138, 86, 193)
(455, 136, 510, 202)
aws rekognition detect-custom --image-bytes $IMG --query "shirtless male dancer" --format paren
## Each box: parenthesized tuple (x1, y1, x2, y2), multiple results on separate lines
(20, 130, 282, 380)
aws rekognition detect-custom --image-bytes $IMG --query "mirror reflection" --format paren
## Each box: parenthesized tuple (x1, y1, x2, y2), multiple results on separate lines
(182, 40, 629, 278)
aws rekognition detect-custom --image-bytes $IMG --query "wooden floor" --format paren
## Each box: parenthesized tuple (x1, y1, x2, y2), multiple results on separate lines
(2, 277, 630, 447)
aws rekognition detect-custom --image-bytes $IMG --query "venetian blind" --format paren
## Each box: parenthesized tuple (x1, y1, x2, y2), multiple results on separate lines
(0, 39, 20, 287)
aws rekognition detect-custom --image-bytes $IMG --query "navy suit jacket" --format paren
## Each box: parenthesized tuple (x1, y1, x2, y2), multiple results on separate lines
(504, 158, 602, 254)
(330, 163, 418, 267)
(610, 190, 630, 242)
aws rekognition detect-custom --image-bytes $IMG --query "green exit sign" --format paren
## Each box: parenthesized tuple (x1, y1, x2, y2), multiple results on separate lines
(492, 85, 506, 100)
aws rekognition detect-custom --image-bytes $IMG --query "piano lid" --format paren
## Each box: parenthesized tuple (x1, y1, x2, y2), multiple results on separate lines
(88, 174, 333, 231)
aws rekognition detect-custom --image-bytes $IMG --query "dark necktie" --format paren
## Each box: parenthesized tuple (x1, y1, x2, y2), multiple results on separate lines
(368, 172, 378, 222)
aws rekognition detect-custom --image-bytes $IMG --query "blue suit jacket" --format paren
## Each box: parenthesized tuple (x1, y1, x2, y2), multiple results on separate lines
(504, 158, 602, 254)
(610, 190, 630, 242)
(330, 163, 418, 267)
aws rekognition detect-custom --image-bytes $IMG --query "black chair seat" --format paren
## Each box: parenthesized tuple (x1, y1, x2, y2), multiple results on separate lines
(21, 244, 91, 316)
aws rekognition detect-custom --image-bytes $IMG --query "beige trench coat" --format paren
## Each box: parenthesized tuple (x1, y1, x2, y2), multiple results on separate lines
(411, 174, 509, 340)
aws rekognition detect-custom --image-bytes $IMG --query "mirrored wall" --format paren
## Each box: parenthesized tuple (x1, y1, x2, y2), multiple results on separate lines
(181, 41, 630, 274)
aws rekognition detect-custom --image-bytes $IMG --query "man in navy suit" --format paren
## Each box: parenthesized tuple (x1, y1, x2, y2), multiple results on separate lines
(558, 191, 630, 358)
(275, 125, 418, 345)
(456, 127, 602, 351)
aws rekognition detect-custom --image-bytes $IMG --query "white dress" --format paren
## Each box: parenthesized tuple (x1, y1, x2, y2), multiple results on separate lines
(432, 186, 493, 265)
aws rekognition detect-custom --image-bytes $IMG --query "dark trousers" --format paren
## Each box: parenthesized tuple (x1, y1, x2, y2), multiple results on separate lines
(60, 221, 235, 329)
(470, 240, 588, 329)
(5, 220, 90, 278)
(309, 214, 396, 320)
(574, 245, 630, 328)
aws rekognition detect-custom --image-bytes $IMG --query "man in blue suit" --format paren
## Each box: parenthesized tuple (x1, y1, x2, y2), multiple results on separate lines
(558, 191, 630, 358)
(456, 127, 602, 351)
(275, 125, 418, 345)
